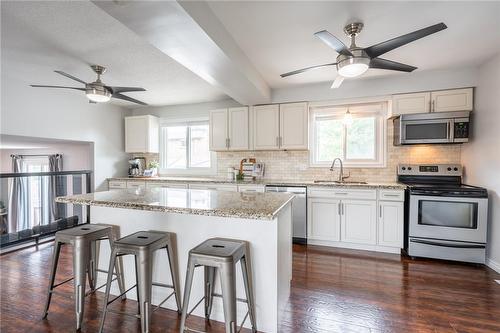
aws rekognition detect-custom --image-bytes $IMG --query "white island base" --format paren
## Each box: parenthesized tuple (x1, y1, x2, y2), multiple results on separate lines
(91, 204, 292, 333)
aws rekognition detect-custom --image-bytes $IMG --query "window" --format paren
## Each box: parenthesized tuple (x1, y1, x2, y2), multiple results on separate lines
(160, 120, 215, 175)
(310, 102, 386, 167)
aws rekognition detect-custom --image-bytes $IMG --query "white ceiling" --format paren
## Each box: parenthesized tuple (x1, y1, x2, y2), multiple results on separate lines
(1, 1, 227, 108)
(2, 1, 500, 106)
(208, 1, 500, 88)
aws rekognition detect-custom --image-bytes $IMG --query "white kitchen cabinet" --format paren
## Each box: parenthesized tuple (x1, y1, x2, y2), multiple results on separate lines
(392, 92, 431, 116)
(146, 182, 188, 189)
(209, 107, 249, 151)
(108, 180, 127, 190)
(253, 104, 280, 150)
(431, 88, 473, 112)
(125, 115, 159, 153)
(188, 184, 238, 192)
(307, 197, 341, 242)
(378, 201, 404, 248)
(341, 200, 377, 245)
(209, 109, 228, 151)
(126, 180, 146, 189)
(238, 185, 265, 193)
(279, 102, 308, 150)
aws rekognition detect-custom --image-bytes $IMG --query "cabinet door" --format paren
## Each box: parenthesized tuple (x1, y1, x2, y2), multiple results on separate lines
(108, 180, 127, 190)
(307, 198, 341, 241)
(228, 107, 249, 151)
(209, 109, 228, 151)
(125, 116, 148, 153)
(253, 105, 280, 150)
(392, 92, 431, 116)
(341, 200, 377, 245)
(279, 102, 308, 150)
(378, 201, 404, 248)
(431, 88, 473, 112)
(127, 181, 146, 189)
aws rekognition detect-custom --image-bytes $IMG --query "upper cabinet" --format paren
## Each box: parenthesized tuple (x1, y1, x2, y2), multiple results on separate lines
(125, 115, 159, 153)
(209, 107, 249, 151)
(392, 88, 473, 117)
(253, 102, 308, 150)
(431, 88, 473, 113)
(253, 104, 280, 150)
(279, 102, 309, 150)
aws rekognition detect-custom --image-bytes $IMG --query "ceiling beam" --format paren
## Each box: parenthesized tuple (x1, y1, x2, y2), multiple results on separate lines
(92, 0, 270, 105)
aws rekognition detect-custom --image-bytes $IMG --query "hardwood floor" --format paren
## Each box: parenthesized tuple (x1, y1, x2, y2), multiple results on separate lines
(1, 242, 499, 333)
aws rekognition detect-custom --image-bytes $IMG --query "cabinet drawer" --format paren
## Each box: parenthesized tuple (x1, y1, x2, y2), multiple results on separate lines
(378, 190, 405, 201)
(189, 184, 238, 192)
(238, 185, 265, 192)
(108, 180, 127, 189)
(308, 187, 377, 200)
(146, 182, 188, 189)
(127, 181, 146, 189)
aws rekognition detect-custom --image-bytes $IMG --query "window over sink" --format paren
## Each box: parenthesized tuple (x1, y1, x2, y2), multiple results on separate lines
(159, 119, 216, 175)
(309, 101, 387, 168)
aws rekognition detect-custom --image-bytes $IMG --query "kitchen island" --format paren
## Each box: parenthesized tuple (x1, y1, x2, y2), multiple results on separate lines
(56, 188, 294, 333)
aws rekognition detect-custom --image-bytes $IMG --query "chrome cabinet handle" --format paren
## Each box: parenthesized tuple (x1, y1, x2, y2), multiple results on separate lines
(379, 205, 382, 218)
(337, 202, 341, 216)
(431, 100, 435, 112)
(383, 194, 400, 197)
(335, 192, 348, 195)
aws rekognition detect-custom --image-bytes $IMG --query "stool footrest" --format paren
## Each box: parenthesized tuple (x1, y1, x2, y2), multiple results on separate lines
(152, 291, 176, 312)
(152, 282, 174, 289)
(106, 284, 136, 306)
(211, 293, 248, 304)
(106, 309, 140, 319)
(52, 276, 74, 289)
(86, 277, 118, 296)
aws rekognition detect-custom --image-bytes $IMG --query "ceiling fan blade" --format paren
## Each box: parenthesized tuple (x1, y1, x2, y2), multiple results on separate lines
(105, 86, 146, 94)
(364, 23, 447, 58)
(331, 76, 344, 89)
(112, 93, 148, 106)
(30, 84, 86, 91)
(280, 63, 337, 78)
(314, 30, 353, 56)
(369, 58, 417, 72)
(54, 70, 88, 85)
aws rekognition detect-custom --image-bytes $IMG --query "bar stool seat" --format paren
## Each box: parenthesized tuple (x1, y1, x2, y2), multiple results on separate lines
(179, 238, 257, 333)
(43, 224, 125, 331)
(99, 230, 182, 333)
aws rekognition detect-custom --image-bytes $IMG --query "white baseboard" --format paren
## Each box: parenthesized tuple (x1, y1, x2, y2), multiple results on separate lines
(486, 257, 500, 273)
(307, 239, 401, 254)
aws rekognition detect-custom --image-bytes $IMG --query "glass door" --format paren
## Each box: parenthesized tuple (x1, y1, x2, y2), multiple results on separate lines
(409, 195, 488, 243)
(402, 119, 451, 144)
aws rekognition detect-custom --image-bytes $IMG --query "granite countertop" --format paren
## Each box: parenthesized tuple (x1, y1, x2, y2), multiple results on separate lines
(56, 188, 294, 220)
(109, 176, 407, 190)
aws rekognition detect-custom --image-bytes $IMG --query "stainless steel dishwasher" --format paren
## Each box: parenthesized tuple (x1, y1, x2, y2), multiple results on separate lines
(265, 185, 307, 244)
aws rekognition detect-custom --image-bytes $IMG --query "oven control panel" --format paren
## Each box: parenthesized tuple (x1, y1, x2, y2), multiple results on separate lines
(398, 164, 462, 176)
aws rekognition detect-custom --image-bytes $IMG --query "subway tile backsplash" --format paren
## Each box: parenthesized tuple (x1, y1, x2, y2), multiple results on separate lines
(217, 121, 462, 182)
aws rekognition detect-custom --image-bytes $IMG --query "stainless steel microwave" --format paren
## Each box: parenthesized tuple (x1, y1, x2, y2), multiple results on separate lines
(393, 111, 470, 145)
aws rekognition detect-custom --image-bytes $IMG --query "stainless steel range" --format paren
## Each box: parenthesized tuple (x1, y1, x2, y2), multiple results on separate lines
(398, 164, 488, 264)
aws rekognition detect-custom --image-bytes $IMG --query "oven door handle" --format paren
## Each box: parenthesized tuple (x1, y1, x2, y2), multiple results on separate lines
(410, 238, 485, 249)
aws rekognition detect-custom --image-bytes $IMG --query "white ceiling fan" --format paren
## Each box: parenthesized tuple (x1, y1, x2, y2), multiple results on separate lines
(281, 22, 447, 88)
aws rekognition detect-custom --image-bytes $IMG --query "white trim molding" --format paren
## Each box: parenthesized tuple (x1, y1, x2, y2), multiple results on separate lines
(486, 257, 500, 273)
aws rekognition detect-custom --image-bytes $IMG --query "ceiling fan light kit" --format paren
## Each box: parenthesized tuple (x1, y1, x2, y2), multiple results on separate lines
(280, 22, 447, 88)
(30, 65, 148, 105)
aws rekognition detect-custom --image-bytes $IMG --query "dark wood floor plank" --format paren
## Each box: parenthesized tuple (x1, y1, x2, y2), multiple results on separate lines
(1, 242, 499, 332)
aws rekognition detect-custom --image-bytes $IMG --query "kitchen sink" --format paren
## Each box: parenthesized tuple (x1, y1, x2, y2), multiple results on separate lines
(313, 180, 368, 185)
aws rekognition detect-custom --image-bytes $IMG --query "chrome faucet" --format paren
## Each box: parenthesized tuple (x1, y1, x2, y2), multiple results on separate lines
(330, 158, 349, 182)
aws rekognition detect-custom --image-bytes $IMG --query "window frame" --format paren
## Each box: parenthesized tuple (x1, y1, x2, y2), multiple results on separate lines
(309, 102, 387, 168)
(159, 118, 217, 176)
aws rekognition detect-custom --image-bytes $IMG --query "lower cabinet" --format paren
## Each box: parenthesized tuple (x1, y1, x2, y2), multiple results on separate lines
(307, 198, 341, 242)
(307, 187, 404, 254)
(378, 201, 404, 248)
(341, 200, 377, 245)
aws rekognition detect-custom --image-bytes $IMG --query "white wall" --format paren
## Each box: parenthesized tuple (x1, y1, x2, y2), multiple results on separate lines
(132, 99, 241, 119)
(461, 53, 500, 271)
(0, 66, 130, 191)
(272, 66, 478, 103)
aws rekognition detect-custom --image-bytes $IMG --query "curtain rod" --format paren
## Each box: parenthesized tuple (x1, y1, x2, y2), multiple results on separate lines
(10, 154, 62, 158)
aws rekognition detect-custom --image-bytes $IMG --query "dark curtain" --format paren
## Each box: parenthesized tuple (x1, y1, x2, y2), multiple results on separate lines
(41, 154, 63, 224)
(7, 156, 29, 232)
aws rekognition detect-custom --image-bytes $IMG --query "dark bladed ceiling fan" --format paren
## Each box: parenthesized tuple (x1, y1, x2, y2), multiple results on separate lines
(30, 65, 148, 105)
(281, 22, 447, 88)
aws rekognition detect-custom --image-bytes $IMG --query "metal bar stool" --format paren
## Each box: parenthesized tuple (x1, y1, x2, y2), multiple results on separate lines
(42, 224, 126, 331)
(99, 230, 182, 333)
(179, 238, 257, 333)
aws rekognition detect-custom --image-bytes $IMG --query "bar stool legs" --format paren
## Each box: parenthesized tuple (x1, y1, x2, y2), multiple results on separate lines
(180, 238, 257, 333)
(73, 239, 90, 330)
(136, 251, 153, 333)
(42, 240, 62, 319)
